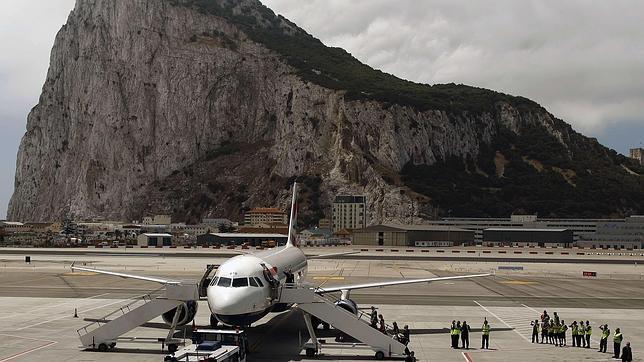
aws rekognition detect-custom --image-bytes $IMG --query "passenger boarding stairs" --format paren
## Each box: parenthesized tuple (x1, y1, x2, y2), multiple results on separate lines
(76, 283, 198, 350)
(280, 286, 407, 359)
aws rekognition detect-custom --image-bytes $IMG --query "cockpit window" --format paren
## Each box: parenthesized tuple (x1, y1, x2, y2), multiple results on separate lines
(232, 278, 248, 287)
(254, 277, 264, 287)
(209, 277, 219, 286)
(217, 277, 232, 287)
(249, 277, 258, 287)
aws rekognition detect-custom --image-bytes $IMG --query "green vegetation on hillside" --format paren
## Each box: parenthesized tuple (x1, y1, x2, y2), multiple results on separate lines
(175, 0, 539, 113)
(402, 126, 644, 218)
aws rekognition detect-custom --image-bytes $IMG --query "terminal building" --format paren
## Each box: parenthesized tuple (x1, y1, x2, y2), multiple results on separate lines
(352, 224, 474, 247)
(579, 216, 644, 250)
(482, 228, 573, 247)
(426, 214, 606, 244)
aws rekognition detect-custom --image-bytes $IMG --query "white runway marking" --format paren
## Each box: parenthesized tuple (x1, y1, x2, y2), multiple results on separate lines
(473, 300, 531, 343)
(0, 334, 57, 362)
(14, 296, 129, 331)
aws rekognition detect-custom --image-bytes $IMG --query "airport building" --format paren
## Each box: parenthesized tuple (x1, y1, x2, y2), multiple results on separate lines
(196, 232, 287, 246)
(426, 215, 606, 244)
(579, 215, 644, 250)
(352, 224, 474, 247)
(332, 195, 367, 232)
(137, 233, 173, 247)
(142, 215, 172, 225)
(243, 208, 288, 225)
(482, 228, 573, 247)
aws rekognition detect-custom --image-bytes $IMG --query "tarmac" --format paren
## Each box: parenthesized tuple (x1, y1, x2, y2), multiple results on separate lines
(0, 247, 642, 361)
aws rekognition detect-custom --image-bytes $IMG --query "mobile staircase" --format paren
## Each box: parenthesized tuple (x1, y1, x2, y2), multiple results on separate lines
(279, 286, 407, 360)
(76, 283, 199, 352)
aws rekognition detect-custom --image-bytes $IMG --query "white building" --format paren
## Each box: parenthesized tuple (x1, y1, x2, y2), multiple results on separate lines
(142, 215, 172, 225)
(243, 208, 287, 226)
(332, 195, 367, 232)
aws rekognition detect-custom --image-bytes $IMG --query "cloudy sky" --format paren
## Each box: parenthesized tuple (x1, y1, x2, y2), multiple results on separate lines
(1, 0, 643, 218)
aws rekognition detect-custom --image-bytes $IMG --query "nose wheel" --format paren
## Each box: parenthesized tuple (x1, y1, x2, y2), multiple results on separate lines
(210, 314, 219, 328)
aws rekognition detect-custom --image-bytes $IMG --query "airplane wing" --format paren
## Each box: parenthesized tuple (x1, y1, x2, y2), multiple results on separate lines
(70, 263, 180, 284)
(315, 273, 490, 294)
(307, 251, 359, 260)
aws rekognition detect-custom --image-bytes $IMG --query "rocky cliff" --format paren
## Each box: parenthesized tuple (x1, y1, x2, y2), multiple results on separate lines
(9, 0, 643, 223)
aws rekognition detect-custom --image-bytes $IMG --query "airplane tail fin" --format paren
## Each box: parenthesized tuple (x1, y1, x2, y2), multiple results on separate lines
(286, 182, 298, 248)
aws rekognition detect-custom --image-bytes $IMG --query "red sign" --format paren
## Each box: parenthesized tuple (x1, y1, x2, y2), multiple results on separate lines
(583, 271, 597, 277)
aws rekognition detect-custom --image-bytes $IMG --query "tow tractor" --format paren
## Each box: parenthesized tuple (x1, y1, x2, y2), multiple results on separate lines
(164, 329, 247, 362)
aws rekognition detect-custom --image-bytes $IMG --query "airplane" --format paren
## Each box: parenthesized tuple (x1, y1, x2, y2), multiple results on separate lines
(71, 182, 489, 329)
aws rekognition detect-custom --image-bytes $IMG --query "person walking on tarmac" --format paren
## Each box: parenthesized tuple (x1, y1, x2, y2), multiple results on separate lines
(461, 321, 471, 349)
(599, 324, 610, 353)
(585, 321, 592, 349)
(614, 328, 624, 359)
(481, 319, 490, 349)
(531, 319, 539, 343)
(621, 342, 633, 362)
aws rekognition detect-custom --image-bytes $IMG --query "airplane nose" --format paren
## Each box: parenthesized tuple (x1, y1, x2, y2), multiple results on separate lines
(207, 286, 243, 315)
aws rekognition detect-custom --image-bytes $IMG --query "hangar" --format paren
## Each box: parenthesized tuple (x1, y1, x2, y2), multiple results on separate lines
(196, 232, 287, 246)
(352, 224, 474, 247)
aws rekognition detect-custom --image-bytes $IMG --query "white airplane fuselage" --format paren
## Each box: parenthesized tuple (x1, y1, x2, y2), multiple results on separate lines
(207, 244, 307, 326)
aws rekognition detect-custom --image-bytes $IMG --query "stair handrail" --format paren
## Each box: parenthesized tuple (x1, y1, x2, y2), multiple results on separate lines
(76, 285, 167, 336)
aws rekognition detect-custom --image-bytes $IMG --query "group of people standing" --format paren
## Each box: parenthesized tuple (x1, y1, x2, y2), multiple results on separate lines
(532, 310, 632, 361)
(449, 319, 491, 350)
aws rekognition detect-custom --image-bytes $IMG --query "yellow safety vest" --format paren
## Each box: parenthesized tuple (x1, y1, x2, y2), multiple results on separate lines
(586, 326, 592, 335)
(482, 324, 490, 336)
(614, 333, 623, 343)
(602, 329, 610, 339)
(572, 326, 578, 336)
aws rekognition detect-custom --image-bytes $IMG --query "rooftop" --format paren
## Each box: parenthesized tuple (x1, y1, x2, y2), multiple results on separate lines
(246, 208, 285, 214)
(206, 233, 287, 238)
(140, 233, 172, 237)
(484, 228, 569, 232)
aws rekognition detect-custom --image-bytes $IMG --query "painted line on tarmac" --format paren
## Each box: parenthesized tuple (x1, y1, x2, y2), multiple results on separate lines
(462, 351, 474, 362)
(0, 334, 57, 362)
(0, 292, 112, 321)
(473, 300, 531, 343)
(14, 295, 130, 331)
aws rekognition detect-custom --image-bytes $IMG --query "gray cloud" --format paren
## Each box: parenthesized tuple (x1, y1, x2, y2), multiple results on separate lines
(264, 0, 644, 135)
(2, 0, 643, 217)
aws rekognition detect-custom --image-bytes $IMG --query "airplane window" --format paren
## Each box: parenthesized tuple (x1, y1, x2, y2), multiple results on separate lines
(232, 278, 248, 288)
(217, 277, 232, 287)
(210, 277, 219, 286)
(254, 277, 264, 287)
(249, 277, 259, 287)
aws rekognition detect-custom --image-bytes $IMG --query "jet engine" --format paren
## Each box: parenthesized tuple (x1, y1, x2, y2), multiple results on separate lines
(162, 300, 198, 326)
(334, 298, 358, 315)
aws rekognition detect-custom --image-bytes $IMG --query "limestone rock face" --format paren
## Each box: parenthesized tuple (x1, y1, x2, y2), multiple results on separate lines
(9, 0, 628, 223)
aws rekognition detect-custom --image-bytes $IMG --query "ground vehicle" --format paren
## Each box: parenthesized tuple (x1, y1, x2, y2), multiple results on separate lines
(164, 329, 247, 362)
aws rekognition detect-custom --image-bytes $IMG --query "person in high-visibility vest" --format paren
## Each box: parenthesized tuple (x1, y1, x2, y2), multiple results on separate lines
(455, 321, 462, 349)
(613, 328, 623, 359)
(599, 324, 610, 353)
(578, 321, 586, 347)
(561, 320, 568, 346)
(531, 319, 539, 343)
(571, 321, 578, 347)
(450, 320, 458, 348)
(481, 319, 490, 349)
(585, 321, 592, 349)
